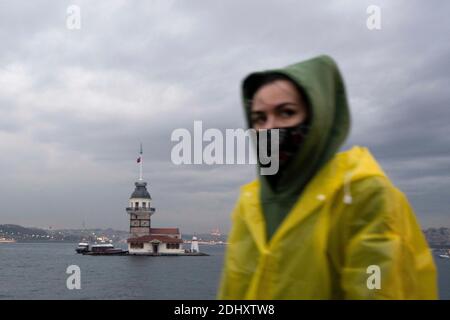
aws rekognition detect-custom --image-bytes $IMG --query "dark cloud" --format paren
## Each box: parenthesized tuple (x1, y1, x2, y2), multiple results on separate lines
(0, 0, 448, 232)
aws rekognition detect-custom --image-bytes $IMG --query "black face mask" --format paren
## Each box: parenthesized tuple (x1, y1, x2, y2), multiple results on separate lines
(256, 123, 309, 170)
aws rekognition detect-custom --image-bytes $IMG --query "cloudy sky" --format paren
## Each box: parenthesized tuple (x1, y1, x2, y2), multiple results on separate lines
(0, 1, 448, 233)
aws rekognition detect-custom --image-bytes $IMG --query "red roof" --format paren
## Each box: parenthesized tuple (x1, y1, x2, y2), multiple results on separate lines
(127, 235, 183, 244)
(150, 228, 180, 235)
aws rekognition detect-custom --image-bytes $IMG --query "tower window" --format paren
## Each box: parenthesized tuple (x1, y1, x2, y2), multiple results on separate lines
(142, 202, 146, 208)
(135, 202, 139, 208)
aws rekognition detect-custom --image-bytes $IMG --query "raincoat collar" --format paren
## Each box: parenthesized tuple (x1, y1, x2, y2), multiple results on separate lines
(239, 146, 387, 251)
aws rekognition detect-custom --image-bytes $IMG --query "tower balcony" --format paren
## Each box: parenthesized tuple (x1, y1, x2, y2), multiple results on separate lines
(126, 207, 156, 214)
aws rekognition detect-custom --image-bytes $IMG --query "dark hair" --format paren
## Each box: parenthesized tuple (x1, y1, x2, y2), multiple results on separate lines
(243, 72, 310, 123)
(244, 73, 294, 102)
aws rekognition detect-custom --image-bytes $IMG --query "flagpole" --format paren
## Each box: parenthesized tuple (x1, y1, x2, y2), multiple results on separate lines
(139, 142, 143, 181)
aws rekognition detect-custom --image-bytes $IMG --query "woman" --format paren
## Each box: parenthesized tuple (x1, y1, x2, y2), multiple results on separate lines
(217, 55, 437, 299)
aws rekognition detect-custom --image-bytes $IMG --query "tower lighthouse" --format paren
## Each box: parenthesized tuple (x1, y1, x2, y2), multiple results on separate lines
(126, 181, 155, 237)
(126, 143, 185, 255)
(126, 143, 155, 238)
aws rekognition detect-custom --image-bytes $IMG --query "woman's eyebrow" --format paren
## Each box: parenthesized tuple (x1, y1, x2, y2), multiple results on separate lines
(274, 102, 297, 110)
(252, 101, 297, 112)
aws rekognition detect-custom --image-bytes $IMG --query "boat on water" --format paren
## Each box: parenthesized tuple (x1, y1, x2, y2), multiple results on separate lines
(75, 242, 128, 255)
(436, 249, 450, 259)
(0, 237, 16, 243)
(75, 242, 90, 253)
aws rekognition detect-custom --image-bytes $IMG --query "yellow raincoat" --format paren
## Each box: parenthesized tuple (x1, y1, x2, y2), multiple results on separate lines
(218, 146, 437, 299)
(218, 56, 437, 300)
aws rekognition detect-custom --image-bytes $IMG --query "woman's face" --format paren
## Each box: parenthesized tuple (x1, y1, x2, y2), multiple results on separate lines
(250, 79, 308, 130)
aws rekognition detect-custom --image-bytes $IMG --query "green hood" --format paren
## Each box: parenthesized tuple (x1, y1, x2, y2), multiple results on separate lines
(241, 55, 351, 241)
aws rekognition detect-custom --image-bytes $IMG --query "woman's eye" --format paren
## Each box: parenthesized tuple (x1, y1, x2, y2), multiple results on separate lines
(280, 109, 296, 117)
(251, 114, 266, 124)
